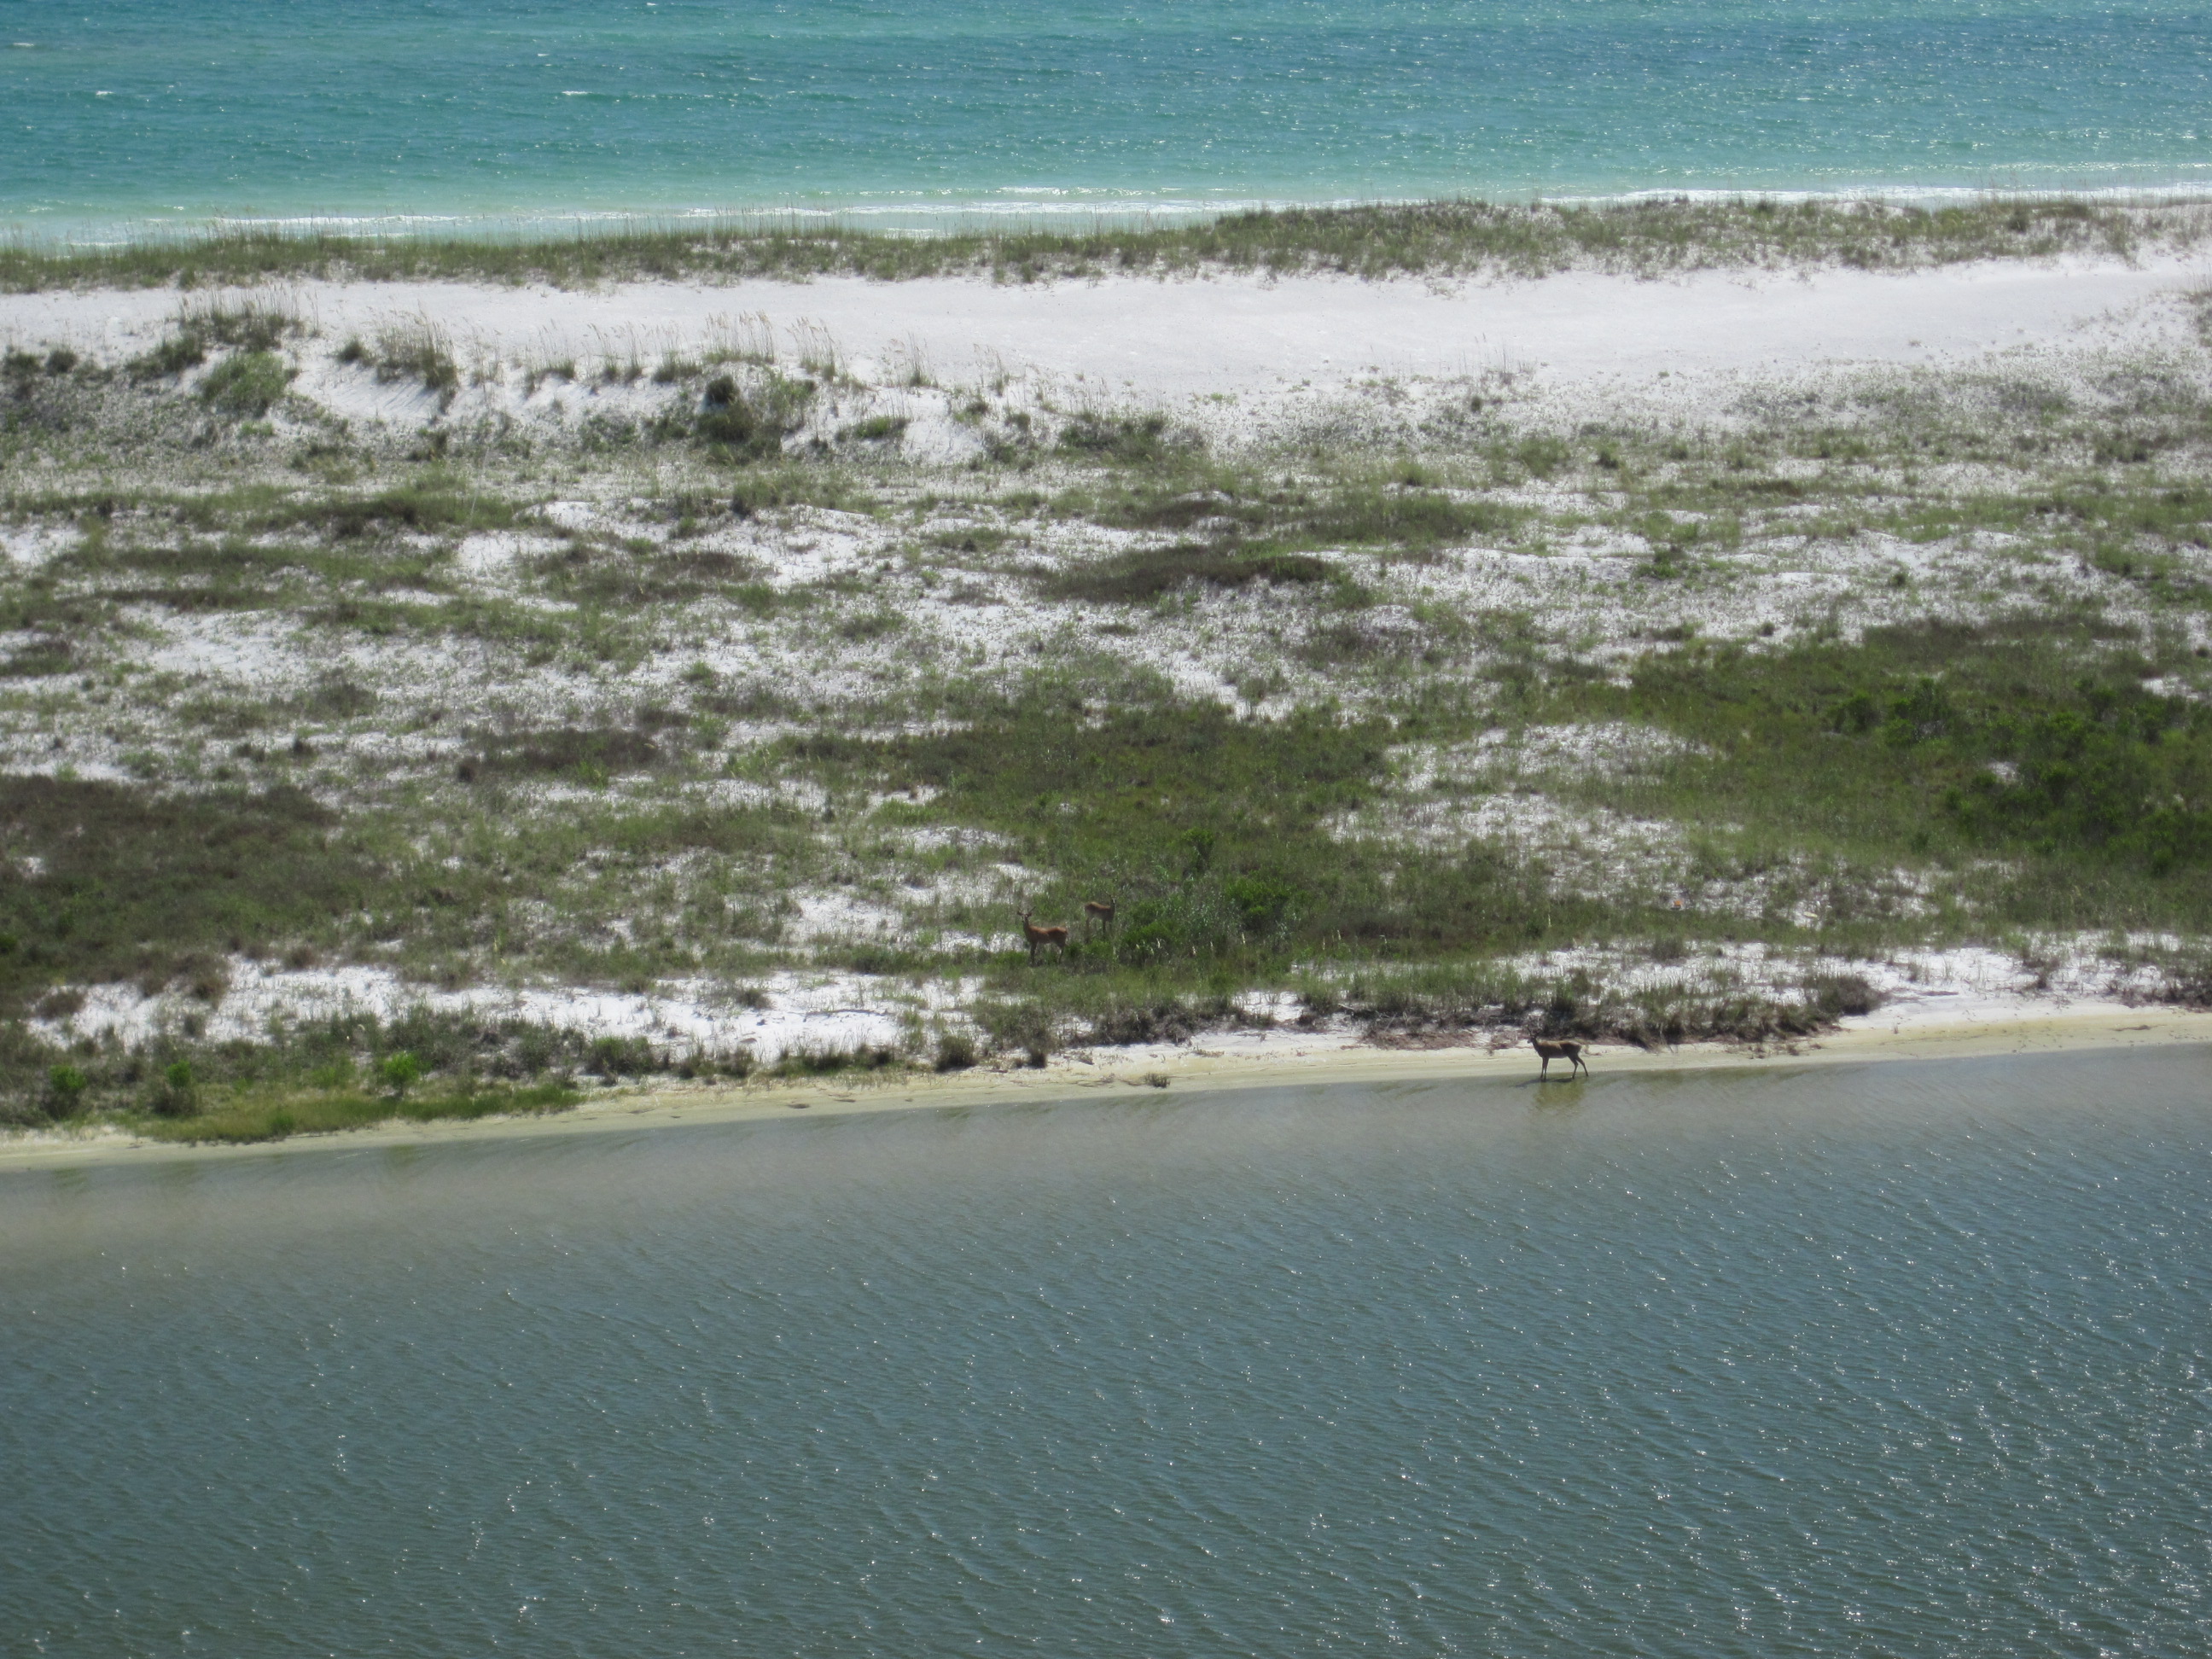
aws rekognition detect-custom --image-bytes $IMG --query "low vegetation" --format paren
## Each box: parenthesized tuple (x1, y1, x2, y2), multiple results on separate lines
(4, 195, 2209, 293)
(3, 215, 2210, 1138)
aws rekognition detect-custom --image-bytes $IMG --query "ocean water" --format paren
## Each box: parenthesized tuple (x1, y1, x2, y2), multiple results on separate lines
(4, 1047, 2210, 1656)
(3, 0, 2211, 238)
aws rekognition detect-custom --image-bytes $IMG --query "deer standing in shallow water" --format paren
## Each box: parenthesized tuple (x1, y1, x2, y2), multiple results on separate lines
(1530, 1037, 1589, 1080)
(1083, 898, 1116, 936)
(1019, 907, 1070, 965)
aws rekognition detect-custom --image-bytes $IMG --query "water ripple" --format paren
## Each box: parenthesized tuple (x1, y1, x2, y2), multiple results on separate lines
(3, 1047, 2209, 1655)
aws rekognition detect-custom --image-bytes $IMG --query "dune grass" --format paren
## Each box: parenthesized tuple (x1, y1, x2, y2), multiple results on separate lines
(5, 195, 2208, 293)
(3, 253, 2212, 1125)
(0, 777, 370, 1020)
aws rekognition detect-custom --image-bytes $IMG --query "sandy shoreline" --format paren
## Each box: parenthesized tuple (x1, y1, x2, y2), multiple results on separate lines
(4, 1001, 2204, 1173)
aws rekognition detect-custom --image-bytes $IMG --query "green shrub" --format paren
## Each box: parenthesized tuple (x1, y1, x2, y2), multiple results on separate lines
(199, 350, 295, 416)
(378, 1051, 422, 1097)
(1947, 701, 2212, 873)
(1058, 412, 1190, 465)
(974, 1000, 1056, 1064)
(131, 332, 207, 378)
(1223, 872, 1306, 939)
(695, 372, 815, 459)
(1045, 542, 1334, 603)
(0, 777, 368, 1021)
(152, 1060, 196, 1116)
(1512, 435, 1573, 479)
(586, 1034, 658, 1077)
(1880, 677, 1954, 747)
(44, 1064, 88, 1120)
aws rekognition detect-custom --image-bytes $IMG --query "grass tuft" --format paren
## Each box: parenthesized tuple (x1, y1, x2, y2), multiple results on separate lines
(3, 195, 2202, 292)
(199, 350, 295, 416)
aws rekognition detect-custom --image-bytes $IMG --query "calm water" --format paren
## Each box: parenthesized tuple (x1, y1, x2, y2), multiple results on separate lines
(4, 1048, 2210, 1656)
(3, 1, 2211, 236)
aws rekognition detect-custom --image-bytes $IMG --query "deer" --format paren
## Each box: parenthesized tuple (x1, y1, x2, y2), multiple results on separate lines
(1018, 906, 1070, 965)
(1082, 897, 1116, 936)
(1530, 1037, 1589, 1080)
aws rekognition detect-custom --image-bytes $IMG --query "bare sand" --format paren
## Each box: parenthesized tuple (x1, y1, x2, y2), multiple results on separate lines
(4, 1002, 2204, 1173)
(7, 253, 2203, 405)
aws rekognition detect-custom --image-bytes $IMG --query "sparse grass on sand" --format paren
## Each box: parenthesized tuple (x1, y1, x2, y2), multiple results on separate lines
(4, 218, 2212, 1137)
(5, 195, 2209, 292)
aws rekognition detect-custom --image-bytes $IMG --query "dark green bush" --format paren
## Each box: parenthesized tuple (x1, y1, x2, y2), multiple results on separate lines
(44, 1063, 88, 1119)
(1058, 412, 1188, 465)
(696, 372, 814, 458)
(1045, 542, 1333, 603)
(586, 1035, 659, 1077)
(1947, 700, 2212, 873)
(151, 1060, 196, 1116)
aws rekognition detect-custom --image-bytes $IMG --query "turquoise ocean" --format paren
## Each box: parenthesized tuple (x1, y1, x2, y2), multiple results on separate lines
(3, 0, 2212, 238)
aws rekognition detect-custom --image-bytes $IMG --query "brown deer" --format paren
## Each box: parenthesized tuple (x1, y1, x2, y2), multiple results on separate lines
(1018, 906, 1070, 965)
(1082, 898, 1116, 936)
(1530, 1037, 1588, 1080)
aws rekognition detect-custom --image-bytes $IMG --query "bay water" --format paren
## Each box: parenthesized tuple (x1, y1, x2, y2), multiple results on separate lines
(5, 0, 2212, 238)
(4, 1046, 2209, 1655)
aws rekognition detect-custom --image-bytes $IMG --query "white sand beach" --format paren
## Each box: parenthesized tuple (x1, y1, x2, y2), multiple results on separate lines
(7, 250, 2203, 411)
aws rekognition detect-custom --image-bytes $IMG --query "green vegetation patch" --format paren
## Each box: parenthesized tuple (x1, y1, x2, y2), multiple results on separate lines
(534, 539, 774, 606)
(825, 692, 1604, 966)
(1045, 542, 1337, 602)
(0, 778, 370, 1016)
(695, 372, 815, 460)
(458, 725, 666, 783)
(1086, 477, 1523, 555)
(143, 1079, 579, 1144)
(273, 484, 518, 540)
(1, 635, 76, 677)
(1057, 413, 1192, 466)
(1535, 619, 2212, 926)
(199, 350, 296, 416)
(341, 323, 460, 394)
(3, 196, 2197, 292)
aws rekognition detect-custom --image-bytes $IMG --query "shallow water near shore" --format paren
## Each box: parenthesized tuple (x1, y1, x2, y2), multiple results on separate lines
(8, 0, 2212, 236)
(5, 1046, 2210, 1656)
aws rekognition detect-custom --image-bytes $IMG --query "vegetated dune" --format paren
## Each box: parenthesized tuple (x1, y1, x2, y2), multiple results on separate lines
(3, 206, 2209, 1138)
